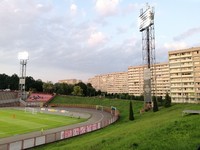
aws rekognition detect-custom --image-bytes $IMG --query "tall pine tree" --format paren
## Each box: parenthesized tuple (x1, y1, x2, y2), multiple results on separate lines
(164, 92, 171, 107)
(152, 96, 158, 112)
(129, 101, 134, 120)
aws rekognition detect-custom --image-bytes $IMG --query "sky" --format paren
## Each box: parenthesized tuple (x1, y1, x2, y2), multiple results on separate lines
(0, 0, 200, 83)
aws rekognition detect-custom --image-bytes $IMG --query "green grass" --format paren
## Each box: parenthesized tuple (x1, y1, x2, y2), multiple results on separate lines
(0, 108, 85, 138)
(35, 95, 200, 150)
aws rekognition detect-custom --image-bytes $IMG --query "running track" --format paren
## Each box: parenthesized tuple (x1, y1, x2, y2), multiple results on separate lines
(0, 107, 114, 146)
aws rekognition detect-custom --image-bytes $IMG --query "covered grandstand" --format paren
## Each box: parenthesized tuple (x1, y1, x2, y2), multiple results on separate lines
(26, 93, 55, 107)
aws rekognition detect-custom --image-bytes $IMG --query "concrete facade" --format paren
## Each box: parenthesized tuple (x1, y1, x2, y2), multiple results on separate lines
(58, 79, 82, 84)
(88, 72, 128, 94)
(128, 63, 170, 97)
(88, 46, 200, 103)
(168, 47, 200, 103)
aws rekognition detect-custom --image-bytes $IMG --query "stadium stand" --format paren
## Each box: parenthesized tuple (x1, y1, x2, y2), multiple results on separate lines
(26, 93, 55, 107)
(0, 91, 20, 107)
(0, 91, 18, 100)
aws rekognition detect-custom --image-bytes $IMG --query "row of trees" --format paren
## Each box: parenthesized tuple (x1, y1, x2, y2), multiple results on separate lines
(0, 73, 43, 92)
(0, 73, 99, 97)
(43, 81, 100, 96)
(0, 74, 171, 104)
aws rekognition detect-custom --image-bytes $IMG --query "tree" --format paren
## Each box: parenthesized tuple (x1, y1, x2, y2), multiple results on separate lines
(86, 83, 96, 96)
(9, 74, 19, 90)
(72, 86, 83, 96)
(164, 92, 171, 107)
(0, 73, 9, 89)
(34, 79, 43, 92)
(157, 96, 163, 106)
(129, 101, 134, 121)
(152, 96, 158, 112)
(43, 81, 54, 93)
(76, 82, 87, 96)
(25, 76, 35, 91)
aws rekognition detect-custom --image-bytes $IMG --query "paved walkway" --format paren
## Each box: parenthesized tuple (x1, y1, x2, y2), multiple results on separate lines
(0, 107, 113, 145)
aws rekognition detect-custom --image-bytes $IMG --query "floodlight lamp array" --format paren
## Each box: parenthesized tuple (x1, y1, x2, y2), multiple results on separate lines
(139, 6, 154, 32)
(18, 51, 29, 60)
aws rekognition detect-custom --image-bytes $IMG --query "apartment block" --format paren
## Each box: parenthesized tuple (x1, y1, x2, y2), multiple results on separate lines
(128, 65, 144, 96)
(128, 63, 170, 97)
(88, 72, 128, 94)
(58, 79, 82, 85)
(169, 47, 200, 103)
(88, 46, 200, 103)
(153, 63, 170, 97)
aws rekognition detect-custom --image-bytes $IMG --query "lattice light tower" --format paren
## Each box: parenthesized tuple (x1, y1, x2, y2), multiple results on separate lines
(18, 51, 29, 100)
(139, 3, 155, 110)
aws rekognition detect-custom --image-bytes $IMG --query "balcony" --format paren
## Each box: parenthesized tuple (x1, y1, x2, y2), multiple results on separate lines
(170, 70, 181, 74)
(181, 69, 193, 72)
(182, 79, 194, 82)
(171, 85, 182, 88)
(180, 59, 192, 63)
(170, 75, 182, 78)
(170, 80, 182, 83)
(180, 54, 192, 58)
(181, 74, 193, 77)
(181, 64, 193, 67)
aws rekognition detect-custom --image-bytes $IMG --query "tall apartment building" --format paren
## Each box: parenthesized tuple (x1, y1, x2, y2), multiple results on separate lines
(88, 46, 200, 103)
(128, 63, 170, 97)
(58, 79, 82, 84)
(153, 63, 170, 97)
(128, 65, 144, 96)
(169, 47, 200, 103)
(88, 72, 128, 94)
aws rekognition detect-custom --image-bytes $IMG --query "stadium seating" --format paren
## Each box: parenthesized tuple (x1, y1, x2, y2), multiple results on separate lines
(0, 91, 20, 107)
(26, 93, 54, 102)
(26, 93, 55, 107)
(0, 91, 19, 101)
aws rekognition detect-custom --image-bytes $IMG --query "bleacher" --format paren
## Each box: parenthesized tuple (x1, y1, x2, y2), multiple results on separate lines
(0, 91, 18, 100)
(0, 91, 20, 107)
(26, 93, 54, 107)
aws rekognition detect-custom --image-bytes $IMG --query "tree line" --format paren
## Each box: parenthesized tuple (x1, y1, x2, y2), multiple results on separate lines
(0, 73, 171, 106)
(0, 73, 99, 97)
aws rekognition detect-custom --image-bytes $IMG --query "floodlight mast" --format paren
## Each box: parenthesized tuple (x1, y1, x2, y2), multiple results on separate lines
(18, 51, 29, 101)
(139, 3, 156, 111)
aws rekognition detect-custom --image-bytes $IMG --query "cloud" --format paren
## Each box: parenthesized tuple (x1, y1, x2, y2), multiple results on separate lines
(87, 31, 106, 47)
(164, 41, 187, 50)
(122, 3, 141, 15)
(174, 27, 200, 41)
(95, 0, 120, 17)
(70, 3, 77, 15)
(116, 25, 128, 34)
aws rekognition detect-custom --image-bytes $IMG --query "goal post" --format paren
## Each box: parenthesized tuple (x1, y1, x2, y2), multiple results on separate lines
(96, 105, 103, 111)
(24, 107, 37, 114)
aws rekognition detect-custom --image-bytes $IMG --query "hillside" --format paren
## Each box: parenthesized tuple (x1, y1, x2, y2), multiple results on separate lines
(36, 95, 200, 150)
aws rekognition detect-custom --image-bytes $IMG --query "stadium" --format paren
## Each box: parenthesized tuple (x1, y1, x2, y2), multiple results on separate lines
(0, 91, 119, 150)
(0, 1, 200, 150)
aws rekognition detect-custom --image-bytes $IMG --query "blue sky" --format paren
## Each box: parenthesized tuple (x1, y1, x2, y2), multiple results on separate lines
(0, 0, 199, 83)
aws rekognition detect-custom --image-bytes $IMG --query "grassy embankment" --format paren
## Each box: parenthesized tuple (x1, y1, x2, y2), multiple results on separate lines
(35, 95, 200, 150)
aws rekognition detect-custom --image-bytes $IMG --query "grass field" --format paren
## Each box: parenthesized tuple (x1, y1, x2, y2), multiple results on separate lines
(35, 95, 200, 150)
(0, 108, 86, 138)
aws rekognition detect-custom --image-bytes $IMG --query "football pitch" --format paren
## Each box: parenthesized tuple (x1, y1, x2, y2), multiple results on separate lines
(0, 108, 85, 138)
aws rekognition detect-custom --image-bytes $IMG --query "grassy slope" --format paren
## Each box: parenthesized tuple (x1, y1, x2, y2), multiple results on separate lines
(0, 108, 85, 138)
(36, 95, 200, 150)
